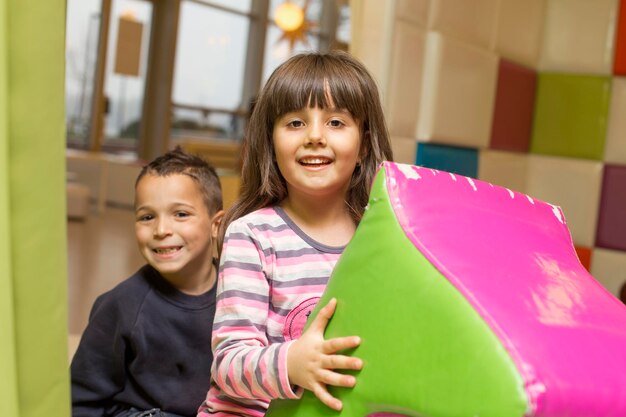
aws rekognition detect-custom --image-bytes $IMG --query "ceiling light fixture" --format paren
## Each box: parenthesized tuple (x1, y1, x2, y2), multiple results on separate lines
(274, 2, 305, 32)
(274, 1, 313, 51)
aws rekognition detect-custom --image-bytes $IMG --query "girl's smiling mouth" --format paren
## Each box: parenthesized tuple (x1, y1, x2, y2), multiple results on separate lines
(298, 157, 332, 166)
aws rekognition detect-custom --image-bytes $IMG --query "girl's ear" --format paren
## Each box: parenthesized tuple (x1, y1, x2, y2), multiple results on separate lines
(360, 130, 371, 162)
(211, 210, 225, 238)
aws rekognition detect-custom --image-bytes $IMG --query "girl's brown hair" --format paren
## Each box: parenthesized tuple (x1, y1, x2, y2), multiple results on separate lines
(219, 51, 393, 252)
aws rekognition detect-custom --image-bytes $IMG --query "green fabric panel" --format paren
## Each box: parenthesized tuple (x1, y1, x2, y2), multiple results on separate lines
(4, 0, 70, 416)
(530, 72, 611, 160)
(267, 170, 527, 417)
(0, 0, 20, 415)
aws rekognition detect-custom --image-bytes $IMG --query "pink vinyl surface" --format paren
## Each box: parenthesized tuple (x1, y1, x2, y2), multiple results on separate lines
(385, 162, 626, 416)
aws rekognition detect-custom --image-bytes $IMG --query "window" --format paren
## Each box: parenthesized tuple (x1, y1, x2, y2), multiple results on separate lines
(65, 0, 102, 148)
(171, 0, 350, 142)
(65, 0, 350, 151)
(172, 1, 251, 141)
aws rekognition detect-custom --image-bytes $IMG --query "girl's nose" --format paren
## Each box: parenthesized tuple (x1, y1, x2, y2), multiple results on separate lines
(306, 122, 325, 145)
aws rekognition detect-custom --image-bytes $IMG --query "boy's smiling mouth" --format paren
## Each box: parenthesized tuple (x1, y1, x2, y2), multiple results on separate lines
(153, 246, 182, 254)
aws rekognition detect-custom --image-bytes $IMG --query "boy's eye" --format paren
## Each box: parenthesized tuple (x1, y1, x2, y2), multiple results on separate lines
(174, 211, 190, 218)
(137, 214, 153, 222)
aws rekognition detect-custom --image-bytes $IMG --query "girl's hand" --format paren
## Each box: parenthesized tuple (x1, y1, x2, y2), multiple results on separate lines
(287, 298, 363, 411)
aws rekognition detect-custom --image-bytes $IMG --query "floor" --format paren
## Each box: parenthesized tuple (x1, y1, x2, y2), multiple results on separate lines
(67, 205, 145, 337)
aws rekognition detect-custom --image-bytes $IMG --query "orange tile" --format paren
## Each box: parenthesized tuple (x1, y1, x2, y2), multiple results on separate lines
(614, 0, 626, 74)
(575, 246, 593, 271)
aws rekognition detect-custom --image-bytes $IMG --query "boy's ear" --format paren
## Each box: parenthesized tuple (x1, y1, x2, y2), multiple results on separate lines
(211, 210, 225, 238)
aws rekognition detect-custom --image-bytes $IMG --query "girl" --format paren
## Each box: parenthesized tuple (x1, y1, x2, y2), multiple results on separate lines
(198, 51, 393, 417)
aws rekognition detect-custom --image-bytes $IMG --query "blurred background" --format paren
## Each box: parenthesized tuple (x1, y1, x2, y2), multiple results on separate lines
(65, 0, 626, 354)
(65, 0, 351, 154)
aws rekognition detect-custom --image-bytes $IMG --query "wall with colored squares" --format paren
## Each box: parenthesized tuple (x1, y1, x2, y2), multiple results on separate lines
(351, 0, 626, 301)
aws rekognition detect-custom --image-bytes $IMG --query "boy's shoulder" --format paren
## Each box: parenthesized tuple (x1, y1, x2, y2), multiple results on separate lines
(93, 265, 155, 312)
(83, 265, 158, 334)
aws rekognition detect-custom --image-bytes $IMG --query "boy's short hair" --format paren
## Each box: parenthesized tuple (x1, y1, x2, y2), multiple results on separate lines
(136, 146, 223, 214)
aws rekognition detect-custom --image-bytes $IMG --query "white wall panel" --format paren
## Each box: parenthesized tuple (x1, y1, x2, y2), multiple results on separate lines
(526, 155, 603, 247)
(495, 0, 545, 68)
(387, 23, 427, 137)
(478, 150, 529, 193)
(428, 0, 498, 49)
(604, 77, 626, 164)
(540, 0, 619, 74)
(590, 248, 626, 299)
(417, 32, 498, 148)
(391, 136, 418, 165)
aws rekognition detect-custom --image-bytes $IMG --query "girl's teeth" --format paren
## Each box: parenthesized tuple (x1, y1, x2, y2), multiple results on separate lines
(301, 159, 330, 165)
(155, 247, 179, 254)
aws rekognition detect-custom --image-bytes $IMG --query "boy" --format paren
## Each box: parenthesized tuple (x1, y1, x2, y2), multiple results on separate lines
(71, 147, 224, 417)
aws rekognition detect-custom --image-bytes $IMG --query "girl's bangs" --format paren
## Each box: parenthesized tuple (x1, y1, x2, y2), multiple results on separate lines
(268, 58, 368, 121)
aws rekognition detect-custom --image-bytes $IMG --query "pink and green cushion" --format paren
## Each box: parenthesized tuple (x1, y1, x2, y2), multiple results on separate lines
(267, 162, 626, 417)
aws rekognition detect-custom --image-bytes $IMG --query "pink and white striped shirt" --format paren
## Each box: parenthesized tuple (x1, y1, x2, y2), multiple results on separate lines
(198, 206, 345, 417)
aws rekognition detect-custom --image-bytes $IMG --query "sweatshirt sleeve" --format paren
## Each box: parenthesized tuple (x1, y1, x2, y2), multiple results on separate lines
(210, 220, 300, 401)
(70, 292, 129, 417)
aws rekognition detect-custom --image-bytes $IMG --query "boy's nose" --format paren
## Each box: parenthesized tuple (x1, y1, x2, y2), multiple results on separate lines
(153, 219, 172, 238)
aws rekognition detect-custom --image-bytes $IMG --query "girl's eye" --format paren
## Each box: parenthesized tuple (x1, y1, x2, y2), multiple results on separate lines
(137, 214, 153, 222)
(329, 119, 344, 127)
(287, 120, 304, 128)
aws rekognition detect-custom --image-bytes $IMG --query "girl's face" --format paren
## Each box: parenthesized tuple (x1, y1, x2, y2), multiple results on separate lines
(272, 105, 361, 202)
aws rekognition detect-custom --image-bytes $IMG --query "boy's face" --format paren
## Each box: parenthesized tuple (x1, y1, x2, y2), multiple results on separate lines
(134, 173, 223, 288)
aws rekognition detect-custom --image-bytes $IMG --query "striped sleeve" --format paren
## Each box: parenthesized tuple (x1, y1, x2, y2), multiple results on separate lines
(210, 219, 300, 402)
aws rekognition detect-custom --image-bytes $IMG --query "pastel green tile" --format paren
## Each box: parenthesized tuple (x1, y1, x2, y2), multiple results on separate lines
(530, 73, 611, 160)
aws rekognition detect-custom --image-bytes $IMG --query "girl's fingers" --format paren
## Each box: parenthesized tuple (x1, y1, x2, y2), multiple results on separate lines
(308, 298, 337, 332)
(323, 335, 361, 353)
(318, 368, 357, 388)
(312, 383, 343, 411)
(323, 354, 363, 371)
